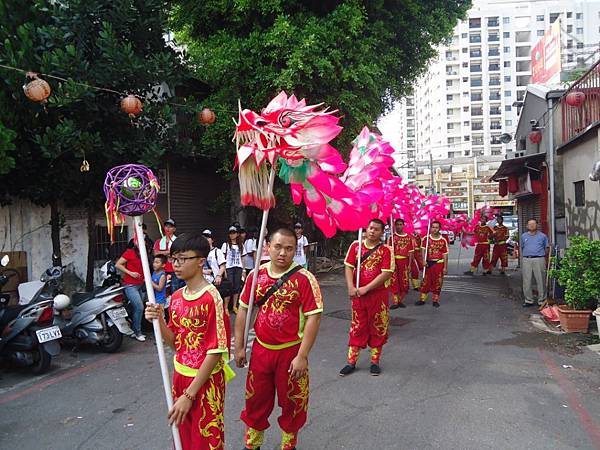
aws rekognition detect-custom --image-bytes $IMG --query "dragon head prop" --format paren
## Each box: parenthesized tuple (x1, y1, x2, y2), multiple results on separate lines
(234, 91, 343, 210)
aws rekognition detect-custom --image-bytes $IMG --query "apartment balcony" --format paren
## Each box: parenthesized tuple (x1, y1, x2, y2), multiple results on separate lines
(470, 50, 482, 58)
(490, 124, 502, 130)
(472, 123, 484, 130)
(471, 94, 483, 101)
(472, 140, 484, 146)
(446, 70, 459, 76)
(489, 108, 501, 115)
(470, 66, 482, 73)
(487, 19, 500, 27)
(488, 49, 500, 56)
(471, 109, 484, 116)
(488, 64, 500, 71)
(469, 20, 481, 29)
(488, 35, 500, 42)
(489, 93, 501, 100)
(489, 79, 501, 86)
(470, 80, 483, 87)
(469, 36, 482, 44)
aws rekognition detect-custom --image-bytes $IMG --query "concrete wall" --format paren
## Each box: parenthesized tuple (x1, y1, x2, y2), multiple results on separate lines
(0, 199, 90, 285)
(562, 130, 600, 240)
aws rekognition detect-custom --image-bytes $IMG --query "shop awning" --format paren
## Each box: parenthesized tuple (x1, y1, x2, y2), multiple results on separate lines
(491, 152, 546, 181)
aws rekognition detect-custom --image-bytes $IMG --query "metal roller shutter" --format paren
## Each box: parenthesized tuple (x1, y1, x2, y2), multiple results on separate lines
(517, 195, 541, 237)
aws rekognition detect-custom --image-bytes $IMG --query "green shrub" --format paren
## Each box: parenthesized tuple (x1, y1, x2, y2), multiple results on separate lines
(550, 236, 600, 310)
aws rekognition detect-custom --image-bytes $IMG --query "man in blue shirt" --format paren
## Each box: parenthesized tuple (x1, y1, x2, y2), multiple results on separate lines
(520, 218, 550, 307)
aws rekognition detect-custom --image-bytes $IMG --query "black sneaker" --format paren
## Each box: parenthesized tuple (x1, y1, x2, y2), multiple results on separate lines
(390, 303, 400, 310)
(522, 302, 535, 308)
(500, 271, 506, 276)
(339, 364, 356, 377)
(370, 364, 381, 376)
(415, 300, 425, 306)
(398, 302, 407, 308)
(432, 302, 440, 308)
(413, 287, 420, 291)
(484, 270, 492, 275)
(243, 447, 260, 450)
(463, 270, 474, 275)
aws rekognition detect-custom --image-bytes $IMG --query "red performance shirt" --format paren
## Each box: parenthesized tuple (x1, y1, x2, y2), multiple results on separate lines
(422, 235, 449, 261)
(387, 233, 414, 259)
(493, 225, 509, 243)
(240, 263, 323, 349)
(153, 235, 176, 272)
(474, 224, 493, 245)
(344, 240, 393, 291)
(413, 234, 422, 249)
(168, 285, 230, 371)
(120, 248, 144, 285)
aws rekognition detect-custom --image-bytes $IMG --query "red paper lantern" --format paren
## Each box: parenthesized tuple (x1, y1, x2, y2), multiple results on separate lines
(528, 131, 542, 144)
(508, 176, 519, 193)
(498, 179, 508, 197)
(198, 108, 216, 125)
(120, 95, 143, 118)
(565, 91, 586, 107)
(23, 74, 51, 103)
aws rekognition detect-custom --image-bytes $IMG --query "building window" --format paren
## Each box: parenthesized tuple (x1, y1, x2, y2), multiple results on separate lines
(567, 12, 572, 18)
(464, 135, 470, 141)
(504, 61, 511, 68)
(549, 13, 560, 23)
(505, 90, 512, 96)
(462, 47, 468, 53)
(505, 105, 512, 111)
(505, 120, 512, 126)
(447, 123, 454, 129)
(503, 32, 510, 38)
(446, 94, 454, 101)
(577, 42, 584, 49)
(504, 75, 511, 82)
(537, 30, 545, 36)
(461, 33, 468, 38)
(491, 149, 502, 156)
(574, 180, 585, 206)
(503, 17, 510, 24)
(447, 108, 454, 115)
(504, 46, 510, 53)
(463, 106, 470, 112)
(536, 15, 544, 22)
(567, 40, 573, 48)
(576, 13, 583, 20)
(462, 61, 469, 67)
(446, 80, 453, 87)
(576, 27, 583, 34)
(567, 24, 573, 33)
(567, 54, 574, 63)
(463, 77, 469, 82)
(94, 226, 130, 261)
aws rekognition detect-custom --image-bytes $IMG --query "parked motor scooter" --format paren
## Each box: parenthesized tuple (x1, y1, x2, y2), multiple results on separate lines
(18, 260, 65, 305)
(0, 255, 61, 374)
(53, 260, 133, 353)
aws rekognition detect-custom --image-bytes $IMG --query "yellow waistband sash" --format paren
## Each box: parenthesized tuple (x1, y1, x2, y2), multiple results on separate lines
(256, 337, 302, 350)
(394, 255, 409, 259)
(174, 355, 236, 383)
(496, 241, 506, 244)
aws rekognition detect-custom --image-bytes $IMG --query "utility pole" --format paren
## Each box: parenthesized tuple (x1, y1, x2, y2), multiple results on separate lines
(429, 151, 435, 193)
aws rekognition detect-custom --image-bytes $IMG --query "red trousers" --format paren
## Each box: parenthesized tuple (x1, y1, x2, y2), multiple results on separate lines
(391, 257, 410, 304)
(241, 341, 309, 439)
(172, 370, 225, 450)
(420, 262, 445, 297)
(411, 252, 423, 281)
(348, 290, 389, 349)
(471, 244, 491, 271)
(490, 244, 508, 269)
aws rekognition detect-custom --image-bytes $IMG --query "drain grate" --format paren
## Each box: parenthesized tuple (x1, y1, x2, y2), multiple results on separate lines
(326, 309, 414, 327)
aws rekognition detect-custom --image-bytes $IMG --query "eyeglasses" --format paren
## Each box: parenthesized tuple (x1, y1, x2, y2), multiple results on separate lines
(168, 256, 202, 266)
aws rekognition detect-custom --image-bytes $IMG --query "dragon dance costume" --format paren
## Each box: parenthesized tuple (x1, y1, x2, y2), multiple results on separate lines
(240, 263, 323, 450)
(387, 232, 414, 306)
(419, 236, 449, 304)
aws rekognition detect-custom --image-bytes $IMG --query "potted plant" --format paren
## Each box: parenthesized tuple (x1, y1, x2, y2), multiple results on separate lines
(550, 236, 600, 333)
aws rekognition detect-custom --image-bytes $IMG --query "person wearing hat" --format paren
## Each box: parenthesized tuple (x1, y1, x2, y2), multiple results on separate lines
(221, 225, 246, 312)
(154, 218, 185, 292)
(202, 230, 226, 285)
(293, 223, 309, 269)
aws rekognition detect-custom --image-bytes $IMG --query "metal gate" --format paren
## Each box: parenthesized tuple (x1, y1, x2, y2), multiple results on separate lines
(517, 195, 541, 237)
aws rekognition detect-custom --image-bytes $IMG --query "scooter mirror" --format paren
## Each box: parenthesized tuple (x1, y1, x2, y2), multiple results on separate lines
(0, 255, 9, 267)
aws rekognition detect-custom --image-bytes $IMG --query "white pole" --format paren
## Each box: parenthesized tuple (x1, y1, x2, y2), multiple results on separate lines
(355, 228, 363, 290)
(421, 219, 432, 282)
(243, 162, 277, 348)
(133, 216, 182, 450)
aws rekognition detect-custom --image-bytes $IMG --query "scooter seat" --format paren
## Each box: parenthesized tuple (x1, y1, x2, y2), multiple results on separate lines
(0, 304, 28, 329)
(71, 292, 96, 306)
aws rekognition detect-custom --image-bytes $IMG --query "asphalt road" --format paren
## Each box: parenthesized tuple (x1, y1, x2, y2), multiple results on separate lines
(1, 245, 600, 450)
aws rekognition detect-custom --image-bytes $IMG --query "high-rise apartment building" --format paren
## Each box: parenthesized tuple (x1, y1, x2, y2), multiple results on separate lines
(386, 0, 600, 183)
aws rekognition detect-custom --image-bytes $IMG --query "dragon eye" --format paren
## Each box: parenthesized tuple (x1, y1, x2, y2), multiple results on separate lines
(280, 115, 293, 127)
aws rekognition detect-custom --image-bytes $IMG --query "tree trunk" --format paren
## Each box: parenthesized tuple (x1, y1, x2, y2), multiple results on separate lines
(85, 206, 96, 290)
(49, 200, 62, 267)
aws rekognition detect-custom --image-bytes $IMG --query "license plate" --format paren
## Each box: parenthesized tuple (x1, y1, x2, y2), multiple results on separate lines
(106, 308, 128, 319)
(36, 326, 62, 343)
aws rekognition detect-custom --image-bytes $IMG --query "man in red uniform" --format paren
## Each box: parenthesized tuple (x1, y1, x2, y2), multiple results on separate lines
(465, 215, 493, 275)
(411, 231, 424, 290)
(489, 215, 509, 275)
(235, 228, 323, 450)
(387, 218, 414, 309)
(340, 219, 393, 377)
(417, 221, 449, 307)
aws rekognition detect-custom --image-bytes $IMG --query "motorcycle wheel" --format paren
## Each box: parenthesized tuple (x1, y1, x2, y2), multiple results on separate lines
(98, 324, 123, 353)
(31, 347, 52, 374)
